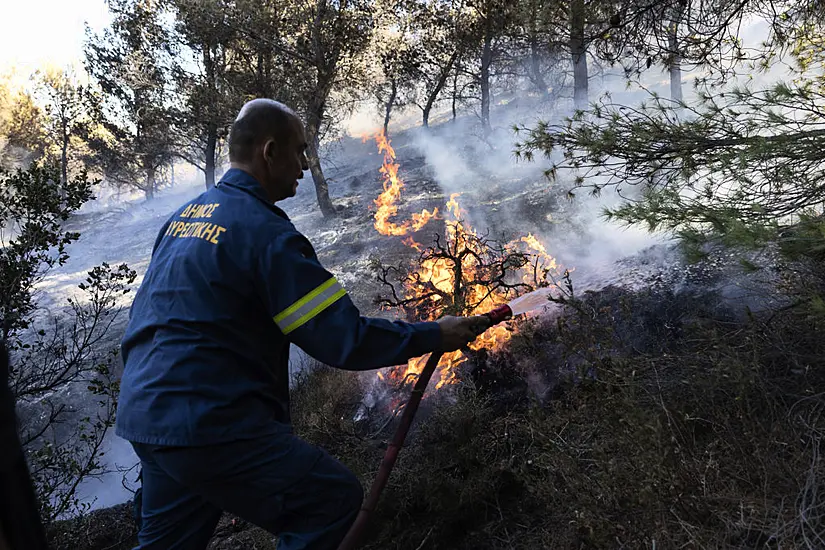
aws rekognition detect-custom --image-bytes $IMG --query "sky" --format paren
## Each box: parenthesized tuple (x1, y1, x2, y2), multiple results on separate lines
(0, 0, 111, 85)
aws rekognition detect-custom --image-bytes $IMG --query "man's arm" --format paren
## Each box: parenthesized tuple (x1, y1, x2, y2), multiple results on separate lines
(258, 231, 485, 370)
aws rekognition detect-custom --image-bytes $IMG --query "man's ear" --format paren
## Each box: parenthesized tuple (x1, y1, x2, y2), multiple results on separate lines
(263, 139, 279, 162)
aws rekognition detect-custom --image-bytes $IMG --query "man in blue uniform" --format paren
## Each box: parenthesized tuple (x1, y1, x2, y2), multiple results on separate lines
(116, 98, 490, 549)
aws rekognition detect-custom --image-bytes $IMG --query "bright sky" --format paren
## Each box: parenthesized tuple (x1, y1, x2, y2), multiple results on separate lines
(0, 0, 111, 85)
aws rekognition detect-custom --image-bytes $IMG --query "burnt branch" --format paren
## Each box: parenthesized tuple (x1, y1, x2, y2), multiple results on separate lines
(374, 220, 556, 320)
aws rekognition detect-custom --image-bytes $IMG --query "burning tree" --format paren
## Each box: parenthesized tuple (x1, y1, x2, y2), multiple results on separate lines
(376, 223, 539, 318)
(372, 192, 560, 390)
(355, 128, 564, 427)
(378, 196, 554, 308)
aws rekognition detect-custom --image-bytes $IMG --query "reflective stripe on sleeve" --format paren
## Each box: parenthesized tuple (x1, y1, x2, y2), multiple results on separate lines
(274, 277, 347, 335)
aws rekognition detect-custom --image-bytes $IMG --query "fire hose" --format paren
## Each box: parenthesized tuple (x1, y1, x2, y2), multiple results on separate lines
(336, 304, 513, 550)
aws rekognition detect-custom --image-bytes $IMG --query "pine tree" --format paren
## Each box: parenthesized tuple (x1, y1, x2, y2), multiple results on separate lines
(84, 0, 175, 200)
(516, 6, 825, 270)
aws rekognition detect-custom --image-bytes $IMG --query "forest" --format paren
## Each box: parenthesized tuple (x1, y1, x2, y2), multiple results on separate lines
(2, 0, 825, 548)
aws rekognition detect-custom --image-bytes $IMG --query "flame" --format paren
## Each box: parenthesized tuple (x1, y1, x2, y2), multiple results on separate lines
(371, 130, 438, 236)
(521, 233, 548, 255)
(402, 236, 423, 252)
(365, 133, 563, 394)
(517, 233, 559, 285)
(446, 193, 462, 217)
(383, 195, 534, 390)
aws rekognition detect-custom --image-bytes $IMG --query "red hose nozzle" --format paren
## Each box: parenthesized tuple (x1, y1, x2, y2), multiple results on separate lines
(485, 304, 512, 325)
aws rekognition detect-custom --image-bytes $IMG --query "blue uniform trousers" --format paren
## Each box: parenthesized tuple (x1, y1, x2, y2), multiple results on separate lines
(130, 430, 363, 550)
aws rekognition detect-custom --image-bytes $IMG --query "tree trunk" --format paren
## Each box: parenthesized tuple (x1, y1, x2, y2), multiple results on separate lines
(306, 91, 336, 218)
(255, 50, 272, 97)
(667, 3, 684, 103)
(530, 39, 548, 96)
(668, 45, 682, 103)
(256, 51, 264, 96)
(383, 80, 397, 136)
(423, 51, 459, 128)
(60, 121, 69, 187)
(570, 0, 588, 111)
(451, 69, 459, 122)
(145, 165, 156, 201)
(529, 0, 548, 96)
(60, 140, 68, 186)
(480, 32, 493, 135)
(203, 44, 218, 189)
(305, 2, 339, 218)
(205, 122, 217, 189)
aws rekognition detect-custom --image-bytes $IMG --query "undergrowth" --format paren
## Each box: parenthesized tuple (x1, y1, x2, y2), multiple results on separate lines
(48, 274, 825, 549)
(291, 279, 825, 549)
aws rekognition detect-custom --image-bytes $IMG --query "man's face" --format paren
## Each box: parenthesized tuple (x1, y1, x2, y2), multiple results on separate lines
(263, 116, 309, 202)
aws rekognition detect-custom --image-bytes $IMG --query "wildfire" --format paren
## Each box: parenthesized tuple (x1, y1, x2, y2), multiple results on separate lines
(366, 131, 562, 393)
(521, 233, 548, 256)
(520, 233, 559, 285)
(368, 130, 439, 236)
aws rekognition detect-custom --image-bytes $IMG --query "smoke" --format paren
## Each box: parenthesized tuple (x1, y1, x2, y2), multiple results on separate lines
(399, 86, 673, 295)
(73, 432, 141, 515)
(388, 14, 794, 297)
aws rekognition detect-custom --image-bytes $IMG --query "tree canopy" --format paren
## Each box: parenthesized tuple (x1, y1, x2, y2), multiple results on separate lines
(4, 0, 822, 227)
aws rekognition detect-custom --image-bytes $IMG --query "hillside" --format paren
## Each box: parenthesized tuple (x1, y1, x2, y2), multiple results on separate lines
(35, 95, 825, 549)
(34, 98, 658, 514)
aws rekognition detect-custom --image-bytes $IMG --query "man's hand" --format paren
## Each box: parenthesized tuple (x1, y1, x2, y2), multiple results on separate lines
(436, 315, 492, 352)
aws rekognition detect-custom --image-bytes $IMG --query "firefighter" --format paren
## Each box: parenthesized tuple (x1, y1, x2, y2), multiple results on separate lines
(116, 98, 490, 549)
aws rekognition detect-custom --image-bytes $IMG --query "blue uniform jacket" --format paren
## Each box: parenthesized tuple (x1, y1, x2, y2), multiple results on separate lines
(115, 168, 442, 446)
